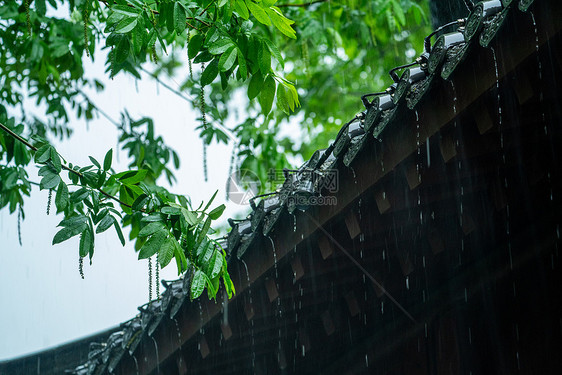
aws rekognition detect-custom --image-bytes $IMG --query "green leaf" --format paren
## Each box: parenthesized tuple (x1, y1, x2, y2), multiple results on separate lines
(138, 222, 165, 237)
(173, 240, 188, 273)
(40, 173, 61, 190)
(114, 36, 130, 64)
(219, 46, 237, 72)
(112, 5, 142, 17)
(188, 34, 205, 59)
(114, 17, 138, 34)
(190, 269, 206, 299)
(264, 39, 284, 68)
(208, 38, 235, 55)
(50, 148, 62, 173)
(209, 250, 223, 279)
(103, 149, 113, 171)
(96, 214, 114, 234)
(201, 58, 219, 86)
(88, 156, 101, 169)
(265, 8, 296, 39)
(70, 188, 89, 203)
(55, 181, 69, 212)
(53, 225, 86, 245)
(58, 215, 88, 229)
(208, 204, 226, 220)
(233, 0, 249, 20)
(276, 84, 290, 114)
(392, 0, 406, 27)
(132, 194, 149, 211)
(258, 42, 271, 73)
(259, 75, 276, 115)
(203, 190, 218, 212)
(118, 169, 147, 185)
(35, 145, 51, 163)
(181, 208, 199, 226)
(222, 264, 235, 298)
(237, 49, 247, 78)
(79, 229, 94, 257)
(138, 229, 167, 259)
(248, 72, 264, 100)
(112, 216, 126, 246)
(158, 237, 175, 268)
(36, 0, 46, 15)
(161, 206, 181, 215)
(142, 214, 165, 222)
(246, 0, 271, 25)
(173, 2, 187, 34)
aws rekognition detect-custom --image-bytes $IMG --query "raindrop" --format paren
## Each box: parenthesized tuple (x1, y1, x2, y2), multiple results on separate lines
(468, 327, 472, 345)
(241, 260, 256, 366)
(173, 318, 182, 349)
(268, 236, 279, 279)
(151, 337, 160, 374)
(365, 354, 369, 367)
(293, 214, 297, 232)
(131, 355, 140, 375)
(426, 137, 431, 167)
(406, 277, 409, 290)
(350, 167, 357, 184)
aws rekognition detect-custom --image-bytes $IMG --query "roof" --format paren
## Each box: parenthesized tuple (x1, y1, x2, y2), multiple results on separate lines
(2, 0, 562, 374)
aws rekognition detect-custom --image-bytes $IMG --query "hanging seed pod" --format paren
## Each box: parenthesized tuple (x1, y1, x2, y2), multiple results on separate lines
(188, 30, 193, 80)
(155, 255, 160, 298)
(151, 43, 158, 63)
(25, 0, 31, 35)
(83, 1, 90, 57)
(200, 65, 208, 131)
(17, 207, 22, 246)
(110, 46, 115, 79)
(46, 189, 52, 215)
(148, 257, 153, 301)
(200, 63, 209, 182)
(79, 257, 85, 279)
(203, 141, 208, 182)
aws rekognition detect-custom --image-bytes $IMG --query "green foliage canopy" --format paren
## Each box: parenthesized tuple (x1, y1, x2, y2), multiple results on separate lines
(0, 0, 430, 301)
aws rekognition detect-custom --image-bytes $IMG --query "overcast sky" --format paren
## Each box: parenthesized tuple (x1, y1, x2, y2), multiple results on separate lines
(0, 50, 248, 360)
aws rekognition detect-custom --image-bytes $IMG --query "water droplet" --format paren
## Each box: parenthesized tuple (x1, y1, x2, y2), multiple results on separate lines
(426, 137, 431, 167)
(132, 355, 139, 375)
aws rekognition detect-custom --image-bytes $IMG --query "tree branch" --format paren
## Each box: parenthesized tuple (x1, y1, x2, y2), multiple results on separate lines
(199, 0, 215, 16)
(98, 0, 210, 28)
(277, 0, 328, 8)
(0, 121, 134, 209)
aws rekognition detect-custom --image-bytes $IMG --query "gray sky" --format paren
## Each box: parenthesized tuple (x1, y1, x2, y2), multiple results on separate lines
(0, 51, 247, 360)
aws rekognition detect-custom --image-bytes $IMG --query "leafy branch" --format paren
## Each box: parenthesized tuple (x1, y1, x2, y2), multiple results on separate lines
(0, 121, 132, 209)
(0, 116, 233, 301)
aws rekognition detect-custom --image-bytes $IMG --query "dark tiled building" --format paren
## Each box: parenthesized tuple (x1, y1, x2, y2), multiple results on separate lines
(2, 0, 562, 374)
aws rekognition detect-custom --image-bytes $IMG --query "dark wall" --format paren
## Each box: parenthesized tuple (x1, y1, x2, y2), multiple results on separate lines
(430, 0, 473, 28)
